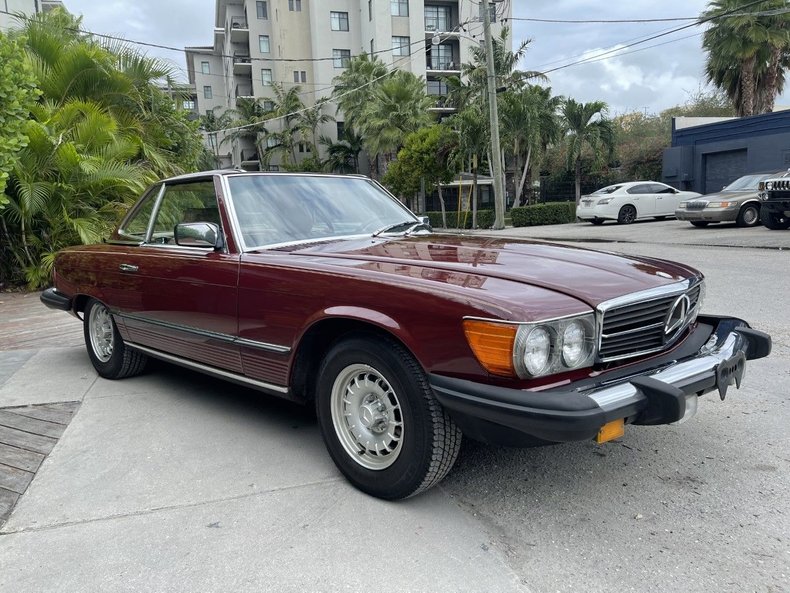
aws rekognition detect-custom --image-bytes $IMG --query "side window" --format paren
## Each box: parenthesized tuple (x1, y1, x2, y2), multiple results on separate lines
(118, 185, 161, 241)
(149, 181, 220, 245)
(626, 184, 650, 195)
(654, 184, 676, 194)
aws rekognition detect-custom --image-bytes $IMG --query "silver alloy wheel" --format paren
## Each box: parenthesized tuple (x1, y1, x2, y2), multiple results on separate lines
(330, 363, 404, 470)
(88, 302, 114, 363)
(741, 206, 758, 225)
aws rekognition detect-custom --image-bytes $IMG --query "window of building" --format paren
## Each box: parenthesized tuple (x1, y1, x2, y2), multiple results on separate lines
(333, 49, 351, 69)
(203, 85, 212, 99)
(425, 5, 451, 32)
(266, 137, 278, 148)
(288, 0, 301, 11)
(259, 35, 270, 53)
(261, 69, 273, 85)
(427, 79, 448, 96)
(263, 100, 275, 111)
(256, 1, 268, 19)
(391, 0, 408, 17)
(201, 61, 210, 75)
(298, 143, 311, 153)
(293, 70, 307, 83)
(183, 99, 196, 110)
(392, 36, 410, 56)
(330, 11, 349, 31)
(336, 121, 345, 139)
(300, 70, 307, 83)
(430, 44, 454, 70)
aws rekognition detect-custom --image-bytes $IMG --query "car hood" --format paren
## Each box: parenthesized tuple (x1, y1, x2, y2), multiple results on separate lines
(685, 190, 757, 202)
(277, 235, 700, 309)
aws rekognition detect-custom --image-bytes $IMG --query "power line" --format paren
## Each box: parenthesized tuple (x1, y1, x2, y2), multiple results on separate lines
(504, 7, 790, 25)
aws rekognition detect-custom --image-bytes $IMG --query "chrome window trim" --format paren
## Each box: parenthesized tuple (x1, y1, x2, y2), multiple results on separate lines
(125, 342, 289, 394)
(116, 312, 292, 354)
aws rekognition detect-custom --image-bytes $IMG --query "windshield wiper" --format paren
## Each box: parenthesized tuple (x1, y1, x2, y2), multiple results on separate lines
(371, 221, 429, 237)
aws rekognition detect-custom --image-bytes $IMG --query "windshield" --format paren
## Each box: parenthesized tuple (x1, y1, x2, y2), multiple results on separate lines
(591, 185, 621, 195)
(227, 174, 417, 248)
(723, 173, 774, 192)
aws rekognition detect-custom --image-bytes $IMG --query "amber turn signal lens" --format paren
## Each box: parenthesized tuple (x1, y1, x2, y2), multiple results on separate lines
(463, 319, 517, 377)
(595, 418, 625, 444)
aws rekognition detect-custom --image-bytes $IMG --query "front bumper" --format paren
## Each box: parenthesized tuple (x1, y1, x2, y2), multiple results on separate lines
(675, 208, 737, 223)
(40, 287, 73, 312)
(430, 316, 771, 445)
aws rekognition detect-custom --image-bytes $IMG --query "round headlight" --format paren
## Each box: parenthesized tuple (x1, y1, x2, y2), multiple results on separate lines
(522, 327, 551, 376)
(765, 181, 773, 191)
(562, 320, 588, 367)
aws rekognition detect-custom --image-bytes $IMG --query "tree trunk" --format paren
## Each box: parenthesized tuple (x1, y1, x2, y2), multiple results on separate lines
(575, 156, 582, 206)
(740, 55, 757, 117)
(512, 139, 523, 208)
(472, 166, 478, 229)
(516, 145, 532, 208)
(437, 184, 447, 228)
(761, 46, 783, 114)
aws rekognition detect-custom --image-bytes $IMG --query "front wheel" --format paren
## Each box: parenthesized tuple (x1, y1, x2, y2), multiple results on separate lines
(736, 203, 760, 227)
(617, 205, 637, 224)
(83, 298, 147, 379)
(760, 209, 790, 230)
(316, 334, 461, 500)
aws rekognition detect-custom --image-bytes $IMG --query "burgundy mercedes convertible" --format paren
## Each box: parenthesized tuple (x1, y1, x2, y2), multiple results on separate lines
(41, 171, 771, 499)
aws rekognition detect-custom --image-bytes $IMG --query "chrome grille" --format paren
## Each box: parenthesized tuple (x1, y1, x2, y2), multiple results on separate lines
(685, 201, 707, 211)
(598, 283, 702, 362)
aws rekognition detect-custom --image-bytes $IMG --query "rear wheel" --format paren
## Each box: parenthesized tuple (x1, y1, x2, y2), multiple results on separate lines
(83, 298, 147, 379)
(617, 205, 637, 224)
(316, 334, 461, 500)
(760, 209, 790, 230)
(736, 203, 760, 227)
(690, 221, 709, 228)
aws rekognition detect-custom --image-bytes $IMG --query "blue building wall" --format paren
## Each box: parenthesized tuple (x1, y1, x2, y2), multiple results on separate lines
(662, 110, 790, 194)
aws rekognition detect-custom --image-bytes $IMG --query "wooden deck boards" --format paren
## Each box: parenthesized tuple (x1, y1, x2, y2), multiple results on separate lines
(0, 291, 83, 351)
(0, 402, 80, 526)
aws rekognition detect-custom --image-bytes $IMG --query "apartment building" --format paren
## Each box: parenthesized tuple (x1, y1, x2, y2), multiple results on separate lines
(185, 0, 510, 170)
(0, 0, 65, 30)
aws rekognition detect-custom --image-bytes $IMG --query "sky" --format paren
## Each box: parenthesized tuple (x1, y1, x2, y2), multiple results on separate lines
(60, 0, 789, 116)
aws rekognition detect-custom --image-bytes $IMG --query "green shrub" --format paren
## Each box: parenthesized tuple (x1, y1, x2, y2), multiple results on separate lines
(424, 210, 494, 229)
(511, 202, 576, 227)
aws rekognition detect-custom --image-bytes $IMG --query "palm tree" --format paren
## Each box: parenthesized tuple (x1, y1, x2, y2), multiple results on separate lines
(332, 54, 390, 130)
(320, 129, 364, 174)
(561, 99, 616, 206)
(702, 0, 790, 116)
(258, 83, 306, 167)
(296, 98, 335, 155)
(357, 70, 433, 176)
(219, 98, 271, 163)
(500, 86, 562, 207)
(449, 105, 489, 228)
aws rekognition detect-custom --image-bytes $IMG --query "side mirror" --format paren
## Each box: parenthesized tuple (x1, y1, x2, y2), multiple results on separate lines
(174, 222, 224, 250)
(420, 216, 433, 231)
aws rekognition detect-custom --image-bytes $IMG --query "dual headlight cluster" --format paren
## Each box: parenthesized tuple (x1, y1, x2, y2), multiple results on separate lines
(463, 314, 597, 380)
(762, 179, 790, 192)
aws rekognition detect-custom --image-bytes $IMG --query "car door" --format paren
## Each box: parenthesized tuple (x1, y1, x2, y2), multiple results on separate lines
(117, 177, 243, 374)
(652, 183, 682, 215)
(625, 184, 655, 217)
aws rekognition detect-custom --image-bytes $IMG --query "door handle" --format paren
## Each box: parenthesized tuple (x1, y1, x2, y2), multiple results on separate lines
(119, 264, 139, 273)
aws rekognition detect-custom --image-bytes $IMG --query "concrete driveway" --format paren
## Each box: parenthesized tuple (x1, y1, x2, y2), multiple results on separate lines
(0, 220, 788, 593)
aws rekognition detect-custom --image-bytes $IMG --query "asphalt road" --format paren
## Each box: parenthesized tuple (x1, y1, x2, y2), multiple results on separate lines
(442, 226, 789, 593)
(1, 220, 787, 593)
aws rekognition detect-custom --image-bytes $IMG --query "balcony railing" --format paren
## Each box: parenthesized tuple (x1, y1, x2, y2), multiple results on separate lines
(230, 16, 248, 29)
(235, 85, 253, 97)
(234, 53, 252, 64)
(427, 60, 457, 71)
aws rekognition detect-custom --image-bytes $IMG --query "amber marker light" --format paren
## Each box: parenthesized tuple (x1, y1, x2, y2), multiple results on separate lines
(595, 418, 625, 444)
(463, 319, 518, 377)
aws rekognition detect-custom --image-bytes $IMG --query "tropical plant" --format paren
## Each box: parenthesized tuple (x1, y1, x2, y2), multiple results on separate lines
(448, 104, 489, 227)
(332, 54, 390, 130)
(320, 129, 364, 174)
(219, 97, 271, 160)
(296, 98, 335, 155)
(561, 99, 617, 205)
(702, 0, 790, 116)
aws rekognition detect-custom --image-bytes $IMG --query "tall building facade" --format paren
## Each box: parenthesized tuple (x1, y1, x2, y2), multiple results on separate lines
(185, 0, 511, 170)
(1, 0, 65, 30)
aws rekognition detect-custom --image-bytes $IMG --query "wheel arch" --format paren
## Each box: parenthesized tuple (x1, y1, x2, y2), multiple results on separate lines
(289, 310, 420, 403)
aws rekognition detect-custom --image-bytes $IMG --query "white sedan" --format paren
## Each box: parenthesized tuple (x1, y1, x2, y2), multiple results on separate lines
(576, 181, 701, 225)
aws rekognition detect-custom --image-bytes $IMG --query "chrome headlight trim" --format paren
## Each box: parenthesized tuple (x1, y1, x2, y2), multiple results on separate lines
(512, 313, 597, 379)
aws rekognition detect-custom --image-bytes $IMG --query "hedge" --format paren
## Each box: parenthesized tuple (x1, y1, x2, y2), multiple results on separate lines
(424, 210, 494, 230)
(511, 202, 577, 227)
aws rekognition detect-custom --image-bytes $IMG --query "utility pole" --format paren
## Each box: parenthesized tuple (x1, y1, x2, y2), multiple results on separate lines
(482, 0, 506, 230)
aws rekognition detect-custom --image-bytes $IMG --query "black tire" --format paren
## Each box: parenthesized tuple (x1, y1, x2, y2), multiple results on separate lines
(316, 334, 462, 500)
(760, 208, 790, 230)
(690, 221, 709, 228)
(590, 218, 605, 225)
(736, 203, 761, 227)
(617, 205, 637, 224)
(83, 298, 147, 379)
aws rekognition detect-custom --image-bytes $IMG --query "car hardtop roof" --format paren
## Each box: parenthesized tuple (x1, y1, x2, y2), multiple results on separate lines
(162, 170, 372, 183)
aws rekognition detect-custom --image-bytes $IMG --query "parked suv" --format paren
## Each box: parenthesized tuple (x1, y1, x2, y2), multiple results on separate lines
(759, 171, 790, 230)
(675, 171, 783, 228)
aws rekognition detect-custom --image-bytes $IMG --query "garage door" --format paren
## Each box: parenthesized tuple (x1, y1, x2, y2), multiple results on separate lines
(703, 149, 747, 194)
